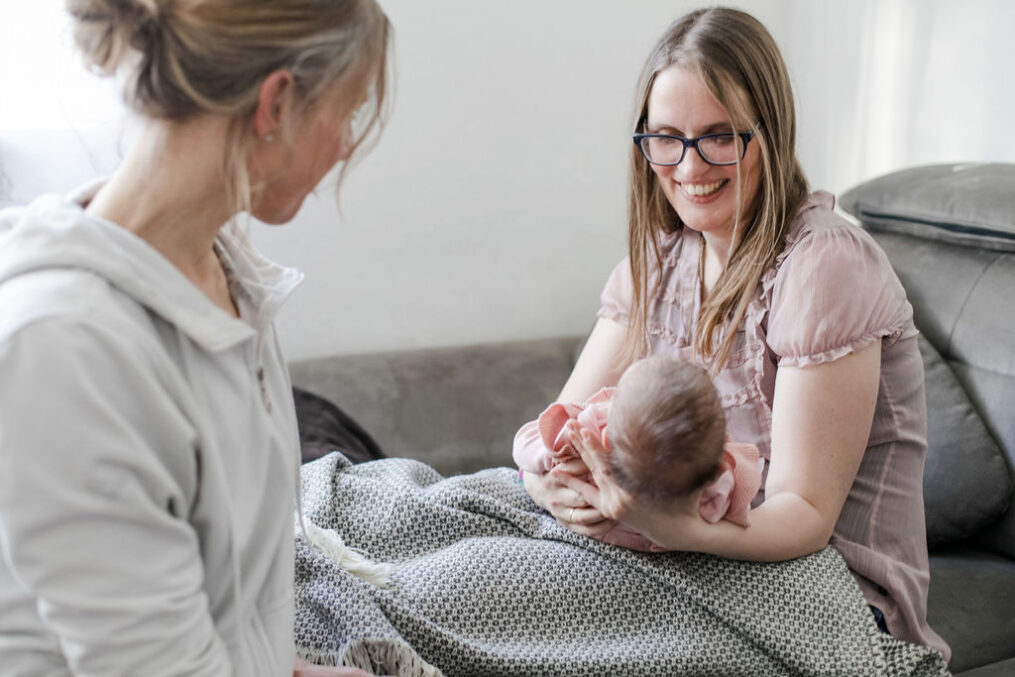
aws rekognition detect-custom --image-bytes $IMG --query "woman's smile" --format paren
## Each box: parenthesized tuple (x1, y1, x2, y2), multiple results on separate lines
(678, 178, 729, 201)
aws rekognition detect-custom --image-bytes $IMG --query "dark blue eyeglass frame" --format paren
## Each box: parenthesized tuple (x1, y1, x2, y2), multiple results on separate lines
(631, 129, 757, 167)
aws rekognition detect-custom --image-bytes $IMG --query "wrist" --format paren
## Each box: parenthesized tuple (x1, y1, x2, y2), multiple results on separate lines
(643, 505, 710, 552)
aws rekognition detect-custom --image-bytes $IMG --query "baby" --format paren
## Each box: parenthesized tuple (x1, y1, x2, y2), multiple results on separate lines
(513, 355, 762, 551)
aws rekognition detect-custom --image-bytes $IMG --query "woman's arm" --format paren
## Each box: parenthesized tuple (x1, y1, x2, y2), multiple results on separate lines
(0, 319, 234, 675)
(567, 341, 882, 561)
(557, 317, 630, 403)
(521, 317, 630, 535)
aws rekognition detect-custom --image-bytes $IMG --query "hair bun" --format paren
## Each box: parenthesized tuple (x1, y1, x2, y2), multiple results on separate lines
(66, 0, 162, 75)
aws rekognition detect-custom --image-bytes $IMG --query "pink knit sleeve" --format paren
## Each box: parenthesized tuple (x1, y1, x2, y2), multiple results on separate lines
(597, 258, 632, 325)
(768, 226, 911, 368)
(722, 443, 762, 527)
(513, 402, 586, 473)
(512, 420, 554, 473)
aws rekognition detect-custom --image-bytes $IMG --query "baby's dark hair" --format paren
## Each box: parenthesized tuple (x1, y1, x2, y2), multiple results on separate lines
(607, 356, 725, 503)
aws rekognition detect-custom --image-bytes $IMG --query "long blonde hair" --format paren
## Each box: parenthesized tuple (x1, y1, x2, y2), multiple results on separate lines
(66, 0, 392, 215)
(624, 7, 809, 370)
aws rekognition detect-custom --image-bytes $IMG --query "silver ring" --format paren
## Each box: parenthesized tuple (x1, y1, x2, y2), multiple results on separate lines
(569, 507, 576, 522)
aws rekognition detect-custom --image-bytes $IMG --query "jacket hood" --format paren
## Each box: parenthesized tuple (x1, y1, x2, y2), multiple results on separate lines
(0, 181, 303, 352)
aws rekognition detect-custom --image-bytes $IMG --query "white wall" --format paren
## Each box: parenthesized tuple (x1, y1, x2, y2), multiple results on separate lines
(2, 1, 1014, 360)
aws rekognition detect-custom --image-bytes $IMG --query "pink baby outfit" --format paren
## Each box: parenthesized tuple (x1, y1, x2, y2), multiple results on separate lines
(597, 191, 948, 659)
(513, 387, 763, 551)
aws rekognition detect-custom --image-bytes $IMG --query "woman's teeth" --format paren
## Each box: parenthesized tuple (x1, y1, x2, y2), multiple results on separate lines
(681, 180, 726, 197)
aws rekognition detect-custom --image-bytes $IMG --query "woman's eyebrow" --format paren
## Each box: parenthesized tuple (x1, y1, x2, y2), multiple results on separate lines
(645, 121, 735, 136)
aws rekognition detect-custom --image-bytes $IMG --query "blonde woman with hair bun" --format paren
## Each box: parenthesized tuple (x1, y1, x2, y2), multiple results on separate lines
(520, 7, 950, 661)
(0, 0, 390, 675)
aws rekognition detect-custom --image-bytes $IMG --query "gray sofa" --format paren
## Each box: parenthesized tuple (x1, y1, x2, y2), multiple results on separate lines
(290, 163, 1015, 675)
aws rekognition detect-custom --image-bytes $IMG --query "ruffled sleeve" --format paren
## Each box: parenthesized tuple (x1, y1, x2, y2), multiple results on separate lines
(597, 257, 633, 325)
(767, 222, 911, 368)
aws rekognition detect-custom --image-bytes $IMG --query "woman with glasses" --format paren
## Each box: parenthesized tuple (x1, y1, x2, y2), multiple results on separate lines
(0, 0, 388, 675)
(519, 7, 949, 660)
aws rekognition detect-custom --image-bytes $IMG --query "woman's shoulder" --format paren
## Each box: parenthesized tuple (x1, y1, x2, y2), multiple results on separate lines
(784, 190, 878, 253)
(763, 191, 914, 366)
(770, 190, 895, 285)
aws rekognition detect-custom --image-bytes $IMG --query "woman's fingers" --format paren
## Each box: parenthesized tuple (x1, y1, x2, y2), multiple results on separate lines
(556, 504, 616, 537)
(552, 457, 590, 477)
(566, 505, 605, 526)
(573, 428, 612, 478)
(553, 466, 600, 507)
(567, 516, 618, 538)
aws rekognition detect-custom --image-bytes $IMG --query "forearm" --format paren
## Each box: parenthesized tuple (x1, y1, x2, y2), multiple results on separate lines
(653, 492, 832, 562)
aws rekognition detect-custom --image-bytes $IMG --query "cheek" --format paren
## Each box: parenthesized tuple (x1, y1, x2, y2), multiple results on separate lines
(738, 160, 763, 209)
(337, 122, 355, 160)
(650, 164, 672, 184)
(740, 146, 763, 191)
(313, 124, 354, 178)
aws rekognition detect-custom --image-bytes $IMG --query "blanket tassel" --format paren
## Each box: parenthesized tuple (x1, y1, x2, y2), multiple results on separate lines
(298, 518, 393, 588)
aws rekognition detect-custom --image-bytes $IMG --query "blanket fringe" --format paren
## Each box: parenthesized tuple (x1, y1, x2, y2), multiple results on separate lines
(298, 641, 444, 677)
(297, 517, 393, 588)
(345, 639, 444, 677)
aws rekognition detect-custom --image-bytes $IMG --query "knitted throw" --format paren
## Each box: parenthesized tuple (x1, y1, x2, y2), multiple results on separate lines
(295, 454, 950, 677)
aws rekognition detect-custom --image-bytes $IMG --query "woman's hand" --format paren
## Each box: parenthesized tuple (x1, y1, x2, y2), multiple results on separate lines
(564, 423, 706, 551)
(523, 458, 617, 537)
(559, 422, 633, 524)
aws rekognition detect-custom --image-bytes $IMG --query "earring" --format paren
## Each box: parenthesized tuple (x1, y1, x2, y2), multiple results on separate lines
(264, 134, 275, 142)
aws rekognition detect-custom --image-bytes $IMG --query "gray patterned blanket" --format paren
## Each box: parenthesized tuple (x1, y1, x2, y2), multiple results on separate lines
(295, 453, 950, 677)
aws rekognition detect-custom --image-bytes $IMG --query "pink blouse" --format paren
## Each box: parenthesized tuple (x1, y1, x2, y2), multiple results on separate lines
(598, 191, 949, 660)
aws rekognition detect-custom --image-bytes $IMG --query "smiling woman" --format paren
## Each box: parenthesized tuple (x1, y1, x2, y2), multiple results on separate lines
(519, 5, 951, 664)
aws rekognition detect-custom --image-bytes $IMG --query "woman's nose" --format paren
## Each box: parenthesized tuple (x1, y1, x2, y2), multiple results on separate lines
(674, 143, 711, 180)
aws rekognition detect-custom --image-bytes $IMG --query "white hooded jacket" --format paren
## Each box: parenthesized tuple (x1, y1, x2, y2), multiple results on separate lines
(0, 183, 304, 676)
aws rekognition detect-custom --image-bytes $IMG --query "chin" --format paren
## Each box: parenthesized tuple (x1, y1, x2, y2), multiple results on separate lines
(679, 209, 736, 235)
(253, 199, 304, 226)
(667, 196, 733, 235)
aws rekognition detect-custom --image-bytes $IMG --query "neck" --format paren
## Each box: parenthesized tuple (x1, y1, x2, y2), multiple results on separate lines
(701, 229, 734, 264)
(86, 115, 238, 282)
(699, 230, 734, 296)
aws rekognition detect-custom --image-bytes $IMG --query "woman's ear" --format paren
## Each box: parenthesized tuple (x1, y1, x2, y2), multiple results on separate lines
(254, 69, 295, 140)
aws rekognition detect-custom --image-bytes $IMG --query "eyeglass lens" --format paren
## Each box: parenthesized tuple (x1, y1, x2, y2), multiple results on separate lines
(641, 133, 745, 165)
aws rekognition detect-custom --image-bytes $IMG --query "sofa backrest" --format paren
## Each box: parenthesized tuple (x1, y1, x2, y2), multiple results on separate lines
(841, 163, 1015, 558)
(870, 229, 1015, 555)
(289, 336, 583, 477)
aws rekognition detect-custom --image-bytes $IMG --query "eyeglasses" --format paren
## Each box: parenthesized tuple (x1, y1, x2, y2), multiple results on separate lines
(632, 129, 757, 166)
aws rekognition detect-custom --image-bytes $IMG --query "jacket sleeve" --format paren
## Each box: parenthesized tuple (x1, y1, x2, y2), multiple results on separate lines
(0, 317, 234, 676)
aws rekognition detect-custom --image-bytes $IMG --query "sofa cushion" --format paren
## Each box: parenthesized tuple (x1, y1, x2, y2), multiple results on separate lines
(839, 163, 1015, 252)
(919, 335, 1012, 548)
(927, 549, 1015, 673)
(955, 658, 1015, 677)
(293, 387, 385, 465)
(288, 337, 583, 477)
(843, 163, 1015, 558)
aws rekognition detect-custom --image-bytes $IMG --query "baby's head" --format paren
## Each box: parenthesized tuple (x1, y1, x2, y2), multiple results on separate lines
(607, 356, 725, 505)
